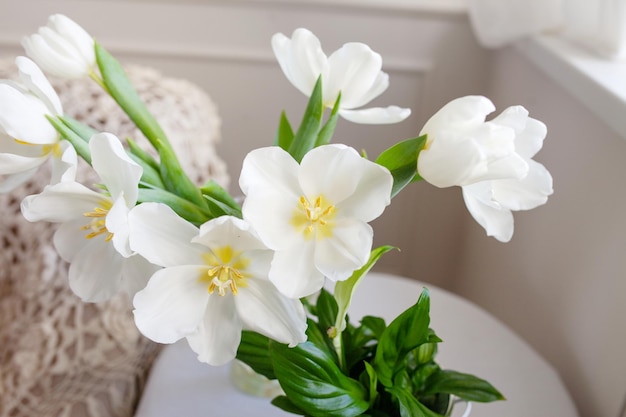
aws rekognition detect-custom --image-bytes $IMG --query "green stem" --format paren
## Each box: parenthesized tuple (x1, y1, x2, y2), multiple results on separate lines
(89, 70, 107, 93)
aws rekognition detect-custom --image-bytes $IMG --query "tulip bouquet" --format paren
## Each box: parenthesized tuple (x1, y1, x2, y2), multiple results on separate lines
(1, 14, 553, 417)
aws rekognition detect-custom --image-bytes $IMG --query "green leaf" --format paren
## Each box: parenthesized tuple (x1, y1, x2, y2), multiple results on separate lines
(46, 116, 91, 164)
(236, 331, 276, 380)
(275, 111, 295, 151)
(125, 139, 164, 188)
(375, 135, 427, 198)
(374, 289, 431, 387)
(387, 386, 445, 417)
(363, 362, 379, 406)
(95, 42, 170, 151)
(423, 370, 505, 402)
(58, 116, 97, 142)
(316, 92, 341, 147)
(127, 137, 159, 171)
(200, 180, 242, 218)
(289, 76, 324, 162)
(360, 316, 387, 340)
(270, 341, 369, 417)
(271, 396, 307, 415)
(137, 188, 210, 226)
(317, 288, 339, 334)
(157, 141, 206, 207)
(306, 317, 339, 362)
(334, 246, 396, 333)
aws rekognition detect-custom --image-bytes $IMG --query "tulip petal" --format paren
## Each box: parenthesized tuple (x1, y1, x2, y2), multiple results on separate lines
(314, 218, 373, 282)
(49, 140, 77, 183)
(54, 218, 90, 262)
(91, 133, 141, 205)
(0, 168, 38, 193)
(15, 56, 62, 115)
(462, 182, 514, 243)
(22, 32, 86, 79)
(272, 29, 328, 98)
(241, 189, 302, 250)
(339, 106, 411, 124)
(107, 194, 132, 257)
(418, 130, 487, 188)
(326, 42, 382, 108)
(128, 202, 205, 267)
(120, 254, 157, 298)
(194, 215, 268, 253)
(493, 160, 554, 210)
(239, 146, 301, 196)
(0, 84, 57, 145)
(133, 265, 209, 344)
(48, 14, 95, 67)
(236, 279, 307, 347)
(186, 295, 242, 366)
(345, 71, 389, 110)
(0, 148, 47, 175)
(270, 240, 325, 298)
(67, 238, 123, 302)
(420, 96, 495, 136)
(299, 145, 392, 221)
(21, 181, 107, 222)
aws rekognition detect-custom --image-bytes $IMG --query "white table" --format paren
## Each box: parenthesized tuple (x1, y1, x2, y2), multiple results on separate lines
(135, 273, 579, 417)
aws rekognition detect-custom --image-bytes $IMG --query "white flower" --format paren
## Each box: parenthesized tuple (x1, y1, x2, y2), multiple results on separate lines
(21, 132, 155, 301)
(272, 28, 410, 124)
(129, 204, 308, 366)
(239, 144, 393, 298)
(418, 96, 553, 242)
(0, 56, 63, 192)
(22, 14, 95, 79)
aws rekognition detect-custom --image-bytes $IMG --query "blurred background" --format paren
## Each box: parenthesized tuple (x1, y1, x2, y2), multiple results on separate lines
(0, 1, 625, 416)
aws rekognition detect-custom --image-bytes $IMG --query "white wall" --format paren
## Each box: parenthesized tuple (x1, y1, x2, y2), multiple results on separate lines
(452, 45, 626, 417)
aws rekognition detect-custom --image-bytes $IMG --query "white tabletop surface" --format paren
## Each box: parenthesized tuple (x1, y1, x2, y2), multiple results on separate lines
(134, 272, 579, 417)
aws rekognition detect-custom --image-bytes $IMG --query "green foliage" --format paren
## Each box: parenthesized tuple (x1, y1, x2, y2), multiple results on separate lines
(288, 76, 324, 162)
(95, 42, 170, 151)
(237, 276, 504, 417)
(423, 370, 505, 402)
(276, 111, 295, 150)
(373, 289, 431, 387)
(236, 331, 276, 380)
(375, 135, 427, 198)
(315, 93, 341, 147)
(46, 115, 92, 164)
(200, 180, 243, 218)
(271, 340, 370, 417)
(137, 188, 211, 226)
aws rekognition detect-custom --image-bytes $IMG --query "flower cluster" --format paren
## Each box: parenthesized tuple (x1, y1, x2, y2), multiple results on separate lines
(1, 15, 553, 416)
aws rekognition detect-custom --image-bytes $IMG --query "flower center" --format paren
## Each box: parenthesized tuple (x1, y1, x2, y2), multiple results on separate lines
(201, 246, 249, 296)
(292, 195, 335, 240)
(81, 205, 113, 241)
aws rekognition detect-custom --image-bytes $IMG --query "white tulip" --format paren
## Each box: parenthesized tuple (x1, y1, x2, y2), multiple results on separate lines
(0, 57, 63, 192)
(239, 144, 393, 298)
(21, 133, 155, 301)
(129, 207, 308, 366)
(22, 14, 96, 79)
(272, 28, 410, 124)
(418, 96, 553, 242)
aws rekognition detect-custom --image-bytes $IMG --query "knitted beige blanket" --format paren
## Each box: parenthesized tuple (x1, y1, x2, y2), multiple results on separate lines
(0, 60, 228, 417)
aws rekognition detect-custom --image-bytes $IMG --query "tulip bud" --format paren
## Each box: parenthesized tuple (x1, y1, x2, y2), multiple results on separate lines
(22, 14, 95, 79)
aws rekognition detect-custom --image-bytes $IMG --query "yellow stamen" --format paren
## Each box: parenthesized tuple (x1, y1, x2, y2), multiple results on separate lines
(200, 246, 249, 296)
(81, 205, 114, 241)
(291, 195, 336, 240)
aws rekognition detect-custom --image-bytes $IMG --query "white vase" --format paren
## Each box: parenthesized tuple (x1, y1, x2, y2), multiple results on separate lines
(229, 360, 284, 398)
